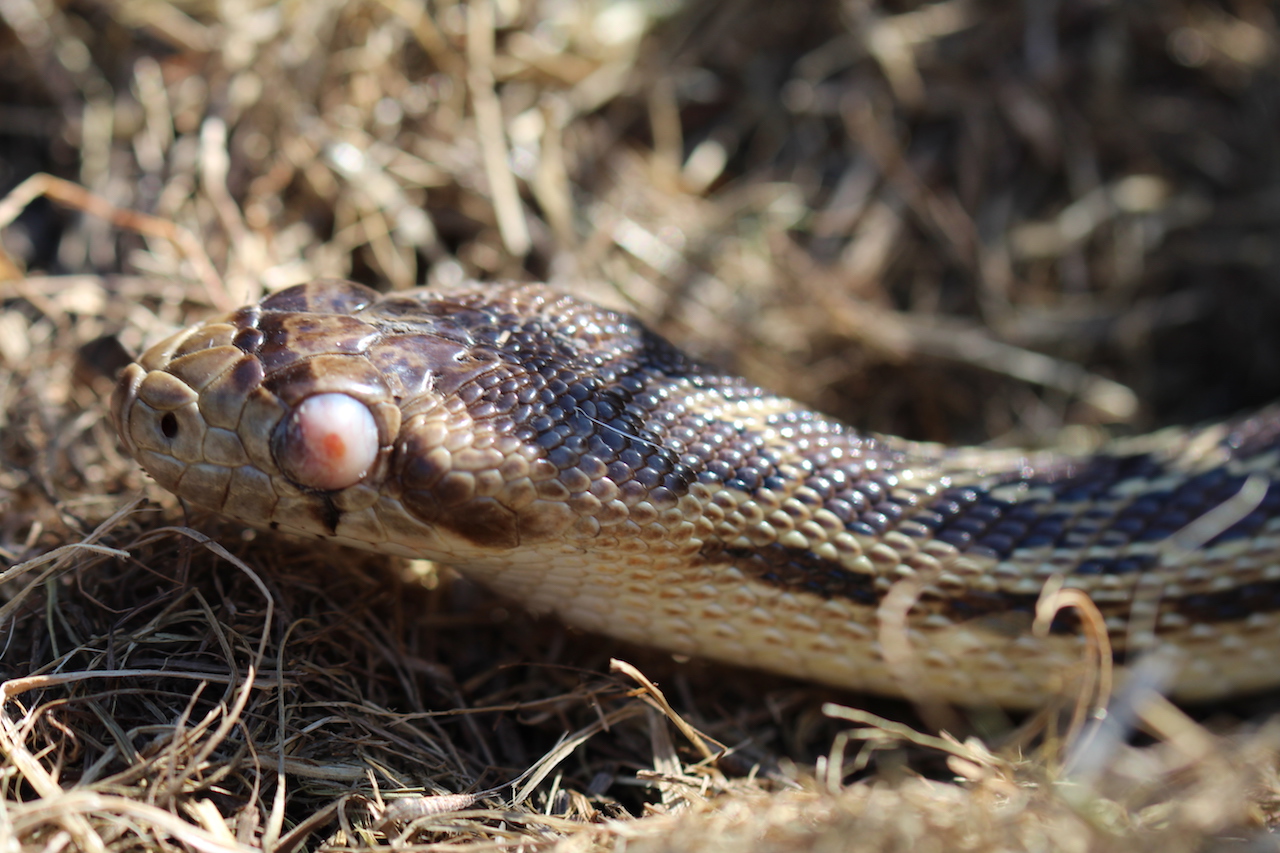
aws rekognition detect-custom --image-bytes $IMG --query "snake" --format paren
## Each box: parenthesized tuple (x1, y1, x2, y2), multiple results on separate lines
(111, 279, 1280, 708)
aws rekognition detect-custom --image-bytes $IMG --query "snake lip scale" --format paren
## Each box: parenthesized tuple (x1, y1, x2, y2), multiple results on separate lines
(112, 279, 1280, 708)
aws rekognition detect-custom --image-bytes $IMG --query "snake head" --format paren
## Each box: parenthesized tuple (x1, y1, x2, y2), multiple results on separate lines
(112, 279, 706, 563)
(113, 280, 407, 544)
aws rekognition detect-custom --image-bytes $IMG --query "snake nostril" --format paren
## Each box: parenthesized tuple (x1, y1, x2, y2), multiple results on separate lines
(160, 412, 179, 439)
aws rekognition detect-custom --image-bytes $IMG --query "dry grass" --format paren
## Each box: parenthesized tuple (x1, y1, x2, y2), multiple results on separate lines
(3, 0, 1280, 849)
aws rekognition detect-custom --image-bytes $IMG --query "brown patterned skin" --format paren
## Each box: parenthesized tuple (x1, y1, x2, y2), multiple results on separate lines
(112, 279, 1280, 708)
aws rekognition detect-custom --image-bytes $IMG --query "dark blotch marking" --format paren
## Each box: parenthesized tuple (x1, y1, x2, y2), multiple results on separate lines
(431, 351, 505, 398)
(262, 355, 388, 407)
(713, 542, 1071, 634)
(401, 488, 441, 524)
(1174, 580, 1280, 624)
(229, 305, 260, 328)
(445, 500, 518, 549)
(320, 495, 341, 534)
(228, 356, 265, 392)
(366, 334, 471, 399)
(400, 440, 450, 490)
(942, 589, 1080, 636)
(714, 534, 1280, 641)
(400, 487, 520, 549)
(946, 578, 1280, 636)
(255, 314, 381, 374)
(516, 505, 572, 543)
(260, 279, 380, 315)
(198, 356, 266, 425)
(1074, 554, 1158, 575)
(719, 541, 1085, 634)
(233, 326, 264, 353)
(907, 452, 1280, 569)
(710, 542, 881, 606)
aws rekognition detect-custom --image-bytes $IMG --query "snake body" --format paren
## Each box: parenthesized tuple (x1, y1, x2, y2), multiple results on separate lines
(112, 280, 1280, 707)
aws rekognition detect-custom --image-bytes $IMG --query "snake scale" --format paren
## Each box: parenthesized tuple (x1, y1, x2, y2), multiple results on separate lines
(111, 279, 1280, 708)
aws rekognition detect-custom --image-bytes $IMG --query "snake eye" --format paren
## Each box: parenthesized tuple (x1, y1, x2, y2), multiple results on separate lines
(273, 393, 379, 491)
(160, 413, 179, 438)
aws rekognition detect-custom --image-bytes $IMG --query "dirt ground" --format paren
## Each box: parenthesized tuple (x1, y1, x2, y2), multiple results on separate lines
(3, 0, 1280, 850)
